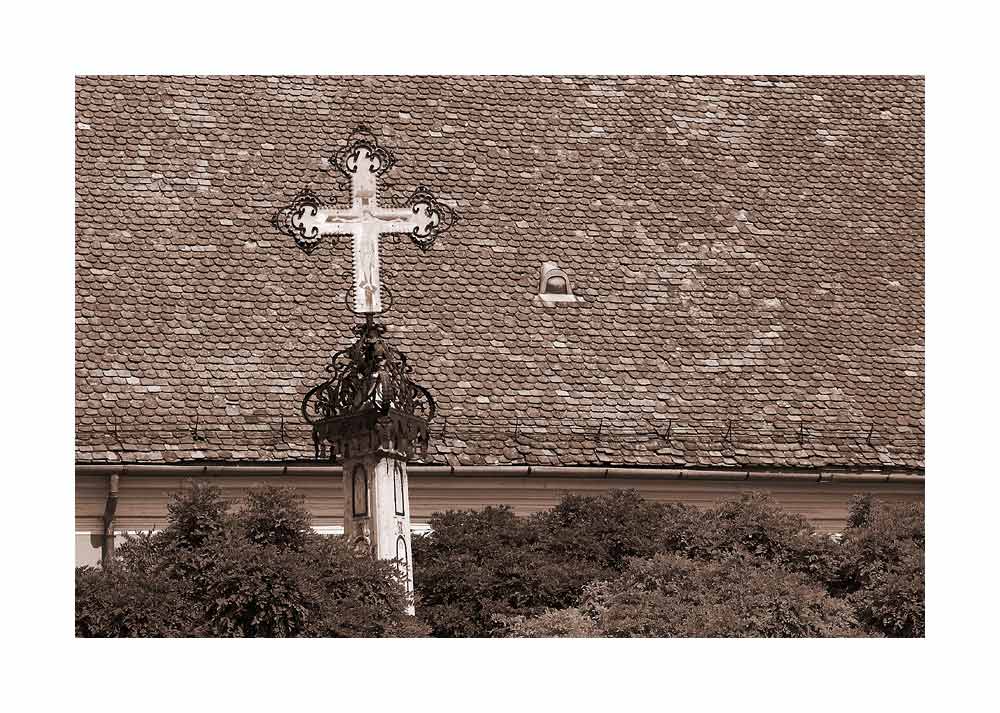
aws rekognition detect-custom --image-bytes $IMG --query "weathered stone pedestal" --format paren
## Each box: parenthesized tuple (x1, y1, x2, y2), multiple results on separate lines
(314, 408, 430, 612)
(343, 451, 413, 600)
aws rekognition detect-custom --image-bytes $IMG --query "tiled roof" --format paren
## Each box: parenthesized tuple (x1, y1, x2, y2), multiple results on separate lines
(75, 75, 924, 469)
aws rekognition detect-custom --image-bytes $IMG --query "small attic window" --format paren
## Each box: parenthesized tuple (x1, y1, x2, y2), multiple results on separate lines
(544, 275, 568, 294)
(534, 261, 584, 305)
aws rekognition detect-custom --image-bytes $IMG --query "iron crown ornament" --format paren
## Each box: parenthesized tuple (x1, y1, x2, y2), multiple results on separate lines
(302, 320, 436, 461)
(301, 321, 436, 424)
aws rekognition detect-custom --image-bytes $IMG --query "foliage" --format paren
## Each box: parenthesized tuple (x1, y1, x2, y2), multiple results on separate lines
(651, 492, 846, 585)
(534, 490, 672, 569)
(496, 607, 600, 638)
(840, 495, 925, 637)
(75, 562, 200, 637)
(76, 483, 424, 638)
(502, 554, 862, 638)
(412, 506, 570, 637)
(239, 486, 313, 549)
(413, 492, 671, 637)
(163, 480, 227, 549)
(78, 484, 924, 638)
(414, 489, 924, 638)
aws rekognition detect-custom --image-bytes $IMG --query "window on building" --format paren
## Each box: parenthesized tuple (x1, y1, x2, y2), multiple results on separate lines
(535, 260, 583, 304)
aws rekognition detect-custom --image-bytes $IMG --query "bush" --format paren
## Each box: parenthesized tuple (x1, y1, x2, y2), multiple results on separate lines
(78, 485, 924, 638)
(496, 607, 600, 638)
(848, 552, 923, 638)
(534, 490, 672, 570)
(76, 483, 424, 638)
(503, 554, 863, 638)
(413, 492, 672, 637)
(414, 490, 924, 638)
(653, 493, 845, 585)
(412, 506, 586, 637)
(840, 496, 925, 637)
(75, 562, 200, 637)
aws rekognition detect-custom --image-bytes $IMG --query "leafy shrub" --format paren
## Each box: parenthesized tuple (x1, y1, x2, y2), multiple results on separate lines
(653, 493, 845, 585)
(534, 490, 672, 570)
(413, 492, 672, 637)
(78, 485, 924, 638)
(75, 562, 201, 637)
(841, 495, 924, 587)
(239, 486, 312, 549)
(412, 506, 581, 637)
(163, 480, 227, 548)
(847, 552, 923, 638)
(503, 554, 863, 638)
(414, 490, 923, 638)
(840, 496, 925, 637)
(496, 607, 600, 638)
(76, 483, 424, 638)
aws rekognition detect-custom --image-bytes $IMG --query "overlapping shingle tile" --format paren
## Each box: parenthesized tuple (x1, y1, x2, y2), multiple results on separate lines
(75, 76, 924, 469)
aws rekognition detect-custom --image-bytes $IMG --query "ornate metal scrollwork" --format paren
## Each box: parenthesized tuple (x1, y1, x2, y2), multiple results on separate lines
(405, 186, 458, 252)
(302, 319, 436, 459)
(302, 320, 436, 423)
(271, 189, 331, 255)
(330, 125, 397, 180)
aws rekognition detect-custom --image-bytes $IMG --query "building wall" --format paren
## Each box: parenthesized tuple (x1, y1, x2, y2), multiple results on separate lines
(75, 473, 924, 567)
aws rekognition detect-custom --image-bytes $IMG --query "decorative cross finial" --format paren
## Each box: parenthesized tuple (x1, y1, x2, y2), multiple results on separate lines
(272, 127, 457, 314)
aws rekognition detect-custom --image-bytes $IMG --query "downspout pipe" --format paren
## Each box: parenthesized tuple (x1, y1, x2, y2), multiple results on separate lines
(101, 473, 119, 566)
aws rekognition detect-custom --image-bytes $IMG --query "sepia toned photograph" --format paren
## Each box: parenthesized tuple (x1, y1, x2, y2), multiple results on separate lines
(73, 74, 925, 638)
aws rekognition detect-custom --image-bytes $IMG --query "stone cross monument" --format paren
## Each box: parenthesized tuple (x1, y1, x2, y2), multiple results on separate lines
(273, 127, 455, 612)
(273, 127, 455, 314)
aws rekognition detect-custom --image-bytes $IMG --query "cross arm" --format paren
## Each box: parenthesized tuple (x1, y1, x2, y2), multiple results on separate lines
(314, 207, 364, 235)
(272, 190, 358, 254)
(372, 188, 458, 251)
(370, 208, 422, 235)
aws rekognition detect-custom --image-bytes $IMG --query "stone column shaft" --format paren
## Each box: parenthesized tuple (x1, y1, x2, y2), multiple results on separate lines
(342, 449, 414, 609)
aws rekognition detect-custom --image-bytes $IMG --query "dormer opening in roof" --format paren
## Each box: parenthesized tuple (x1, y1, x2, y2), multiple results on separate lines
(534, 260, 584, 306)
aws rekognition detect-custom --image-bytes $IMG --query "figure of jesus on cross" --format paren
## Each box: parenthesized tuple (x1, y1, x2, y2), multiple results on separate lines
(273, 127, 457, 314)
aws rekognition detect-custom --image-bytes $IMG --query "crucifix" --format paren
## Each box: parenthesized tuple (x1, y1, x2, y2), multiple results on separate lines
(274, 127, 454, 613)
(273, 127, 456, 314)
